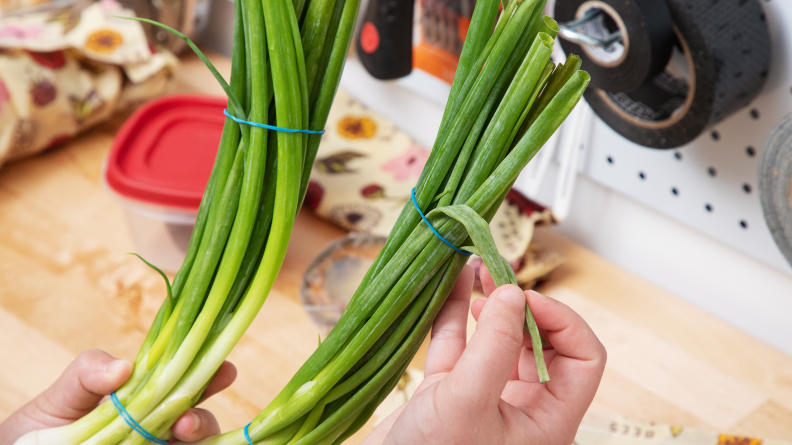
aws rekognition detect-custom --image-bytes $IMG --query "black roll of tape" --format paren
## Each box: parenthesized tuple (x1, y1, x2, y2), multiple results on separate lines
(759, 114, 792, 268)
(555, 0, 674, 93)
(584, 0, 771, 149)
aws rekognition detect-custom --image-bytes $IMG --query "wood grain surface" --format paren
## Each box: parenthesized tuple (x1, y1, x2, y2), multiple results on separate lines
(0, 51, 790, 443)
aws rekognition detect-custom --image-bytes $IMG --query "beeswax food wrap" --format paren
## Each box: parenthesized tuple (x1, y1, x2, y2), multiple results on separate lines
(0, 0, 177, 168)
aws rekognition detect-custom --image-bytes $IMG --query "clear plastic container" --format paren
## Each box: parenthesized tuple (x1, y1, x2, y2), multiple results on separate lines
(103, 95, 226, 272)
(105, 179, 196, 272)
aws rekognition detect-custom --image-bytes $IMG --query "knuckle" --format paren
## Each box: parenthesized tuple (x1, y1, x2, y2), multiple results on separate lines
(431, 326, 465, 341)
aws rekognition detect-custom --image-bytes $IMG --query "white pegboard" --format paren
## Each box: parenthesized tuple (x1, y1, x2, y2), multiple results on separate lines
(339, 0, 792, 274)
(579, 0, 792, 274)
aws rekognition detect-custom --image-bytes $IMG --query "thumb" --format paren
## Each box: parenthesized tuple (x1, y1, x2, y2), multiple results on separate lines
(34, 349, 132, 421)
(442, 284, 526, 410)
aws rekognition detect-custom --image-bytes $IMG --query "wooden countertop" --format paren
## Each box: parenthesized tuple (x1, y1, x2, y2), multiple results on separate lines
(1, 52, 791, 443)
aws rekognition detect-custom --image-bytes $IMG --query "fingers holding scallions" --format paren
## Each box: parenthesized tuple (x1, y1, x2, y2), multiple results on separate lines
(527, 290, 606, 362)
(479, 263, 499, 297)
(13, 0, 591, 440)
(424, 265, 475, 377)
(171, 408, 221, 442)
(526, 290, 606, 406)
(516, 341, 560, 382)
(13, 0, 360, 440)
(42, 350, 133, 420)
(442, 285, 528, 409)
(197, 362, 238, 403)
(227, 0, 587, 436)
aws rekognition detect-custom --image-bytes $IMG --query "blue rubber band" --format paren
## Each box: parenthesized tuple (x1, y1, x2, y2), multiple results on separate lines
(110, 393, 168, 445)
(244, 423, 254, 445)
(224, 109, 325, 134)
(411, 188, 472, 256)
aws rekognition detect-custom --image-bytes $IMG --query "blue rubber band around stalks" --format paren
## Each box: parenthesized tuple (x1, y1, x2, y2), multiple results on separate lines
(411, 188, 472, 256)
(244, 423, 254, 445)
(224, 109, 325, 134)
(110, 393, 168, 444)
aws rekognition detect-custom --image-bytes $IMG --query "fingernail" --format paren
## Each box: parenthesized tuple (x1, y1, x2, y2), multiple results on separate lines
(527, 290, 548, 300)
(191, 411, 202, 434)
(477, 297, 489, 303)
(107, 359, 131, 378)
(497, 285, 526, 307)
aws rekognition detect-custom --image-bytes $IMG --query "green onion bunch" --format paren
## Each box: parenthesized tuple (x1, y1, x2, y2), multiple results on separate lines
(15, 0, 360, 442)
(183, 0, 589, 444)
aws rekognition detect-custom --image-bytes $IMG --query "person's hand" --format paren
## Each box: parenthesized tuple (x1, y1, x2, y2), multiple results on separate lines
(0, 349, 236, 445)
(363, 265, 606, 445)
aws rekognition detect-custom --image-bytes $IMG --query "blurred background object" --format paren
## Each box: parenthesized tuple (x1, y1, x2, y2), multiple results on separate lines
(558, 0, 771, 150)
(353, 0, 474, 83)
(1, 0, 209, 53)
(758, 112, 792, 269)
(577, 413, 792, 445)
(355, 0, 415, 79)
(1, 0, 77, 15)
(301, 234, 387, 336)
(412, 0, 474, 83)
(116, 0, 211, 53)
(0, 0, 177, 168)
(555, 0, 675, 97)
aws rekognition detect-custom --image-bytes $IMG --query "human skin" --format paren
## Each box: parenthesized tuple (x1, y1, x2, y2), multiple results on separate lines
(0, 350, 237, 445)
(362, 265, 607, 445)
(1, 265, 605, 445)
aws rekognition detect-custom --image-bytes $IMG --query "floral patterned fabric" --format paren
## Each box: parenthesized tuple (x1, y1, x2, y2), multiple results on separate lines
(0, 0, 177, 168)
(576, 413, 788, 445)
(2, 0, 42, 13)
(308, 89, 563, 287)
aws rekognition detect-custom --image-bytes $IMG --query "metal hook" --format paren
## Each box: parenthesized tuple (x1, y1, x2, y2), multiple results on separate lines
(558, 8, 623, 47)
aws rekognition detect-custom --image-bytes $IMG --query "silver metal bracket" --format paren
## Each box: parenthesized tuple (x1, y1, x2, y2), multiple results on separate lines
(558, 8, 623, 47)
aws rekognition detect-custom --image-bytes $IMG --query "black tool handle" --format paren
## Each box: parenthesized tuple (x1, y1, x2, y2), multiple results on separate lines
(356, 0, 414, 80)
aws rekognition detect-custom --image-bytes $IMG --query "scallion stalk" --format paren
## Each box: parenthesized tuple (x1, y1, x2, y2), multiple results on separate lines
(15, 0, 588, 442)
(13, 0, 360, 442)
(179, 0, 589, 443)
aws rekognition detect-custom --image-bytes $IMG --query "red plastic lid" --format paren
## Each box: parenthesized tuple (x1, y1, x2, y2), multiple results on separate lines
(106, 95, 226, 211)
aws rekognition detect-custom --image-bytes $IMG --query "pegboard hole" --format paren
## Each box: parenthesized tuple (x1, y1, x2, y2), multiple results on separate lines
(746, 146, 756, 157)
(711, 131, 720, 141)
(638, 172, 646, 180)
(674, 152, 682, 160)
(743, 183, 752, 193)
(708, 167, 717, 177)
(705, 203, 713, 212)
(740, 220, 749, 229)
(671, 187, 679, 196)
(750, 109, 760, 119)
(606, 156, 614, 164)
